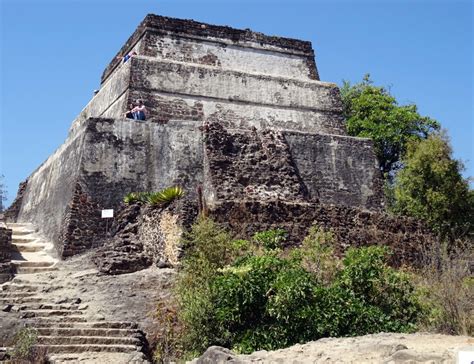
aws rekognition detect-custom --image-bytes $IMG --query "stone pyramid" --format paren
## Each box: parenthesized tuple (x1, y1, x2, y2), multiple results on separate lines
(6, 15, 430, 261)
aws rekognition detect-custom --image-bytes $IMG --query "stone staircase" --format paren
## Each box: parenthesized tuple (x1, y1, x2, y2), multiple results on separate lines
(1, 223, 149, 363)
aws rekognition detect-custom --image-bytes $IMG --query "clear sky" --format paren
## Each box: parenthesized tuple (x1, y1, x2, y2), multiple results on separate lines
(0, 0, 472, 206)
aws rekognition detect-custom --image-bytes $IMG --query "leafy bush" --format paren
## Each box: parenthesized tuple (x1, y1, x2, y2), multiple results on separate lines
(123, 191, 150, 204)
(172, 219, 423, 357)
(176, 217, 238, 357)
(252, 229, 287, 250)
(290, 225, 339, 285)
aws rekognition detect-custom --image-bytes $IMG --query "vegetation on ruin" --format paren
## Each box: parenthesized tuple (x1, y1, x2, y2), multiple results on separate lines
(7, 327, 48, 363)
(341, 75, 473, 241)
(415, 239, 474, 336)
(153, 219, 432, 362)
(390, 133, 474, 240)
(340, 74, 440, 178)
(123, 186, 184, 207)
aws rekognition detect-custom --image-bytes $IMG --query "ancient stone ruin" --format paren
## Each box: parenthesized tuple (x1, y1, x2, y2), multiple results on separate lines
(6, 14, 432, 263)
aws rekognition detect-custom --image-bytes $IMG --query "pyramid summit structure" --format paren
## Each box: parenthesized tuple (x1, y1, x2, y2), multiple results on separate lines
(6, 14, 430, 259)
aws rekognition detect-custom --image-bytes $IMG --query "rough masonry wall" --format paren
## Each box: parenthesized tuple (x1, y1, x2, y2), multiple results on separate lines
(142, 31, 317, 81)
(284, 132, 384, 210)
(59, 184, 107, 257)
(203, 123, 308, 204)
(101, 14, 318, 84)
(0, 223, 13, 283)
(210, 201, 435, 267)
(202, 123, 383, 211)
(4, 180, 28, 222)
(58, 117, 203, 257)
(121, 57, 345, 134)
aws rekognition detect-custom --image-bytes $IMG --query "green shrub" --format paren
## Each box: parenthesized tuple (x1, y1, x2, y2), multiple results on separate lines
(290, 225, 339, 285)
(252, 229, 287, 250)
(335, 246, 421, 334)
(176, 217, 237, 356)
(170, 220, 424, 358)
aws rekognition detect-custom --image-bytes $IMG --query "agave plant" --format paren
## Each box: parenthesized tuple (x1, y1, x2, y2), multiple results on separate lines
(146, 186, 184, 207)
(123, 192, 141, 204)
(123, 191, 151, 204)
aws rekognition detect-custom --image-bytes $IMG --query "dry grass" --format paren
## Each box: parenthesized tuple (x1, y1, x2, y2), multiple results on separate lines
(416, 239, 473, 336)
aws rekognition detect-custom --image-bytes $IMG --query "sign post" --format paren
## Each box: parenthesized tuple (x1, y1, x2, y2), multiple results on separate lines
(101, 209, 114, 236)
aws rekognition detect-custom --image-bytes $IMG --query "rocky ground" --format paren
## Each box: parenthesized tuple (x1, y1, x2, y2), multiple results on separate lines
(0, 223, 175, 363)
(2, 223, 472, 363)
(194, 333, 474, 363)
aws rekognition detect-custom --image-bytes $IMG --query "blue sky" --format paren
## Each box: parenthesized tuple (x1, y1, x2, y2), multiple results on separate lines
(1, 0, 472, 206)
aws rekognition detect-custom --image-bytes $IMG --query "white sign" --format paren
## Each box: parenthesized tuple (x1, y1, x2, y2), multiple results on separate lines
(457, 346, 474, 364)
(101, 209, 114, 218)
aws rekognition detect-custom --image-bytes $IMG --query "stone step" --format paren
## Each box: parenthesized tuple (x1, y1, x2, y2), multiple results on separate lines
(12, 260, 56, 267)
(26, 316, 88, 325)
(14, 265, 58, 274)
(37, 335, 141, 346)
(31, 321, 139, 329)
(6, 303, 82, 311)
(27, 303, 82, 311)
(10, 277, 50, 284)
(36, 327, 140, 338)
(8, 223, 35, 229)
(34, 344, 140, 354)
(11, 229, 35, 235)
(1, 283, 40, 291)
(0, 296, 44, 304)
(0, 291, 37, 298)
(12, 244, 47, 253)
(12, 236, 38, 244)
(48, 352, 149, 364)
(21, 309, 84, 318)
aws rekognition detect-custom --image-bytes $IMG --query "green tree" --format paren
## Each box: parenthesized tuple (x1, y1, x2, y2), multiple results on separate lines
(340, 75, 440, 177)
(391, 133, 474, 240)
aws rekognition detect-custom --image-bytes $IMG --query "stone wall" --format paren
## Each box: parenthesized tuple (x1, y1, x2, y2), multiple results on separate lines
(130, 58, 337, 112)
(128, 88, 344, 135)
(15, 117, 203, 257)
(284, 131, 384, 209)
(124, 57, 344, 134)
(0, 223, 13, 284)
(203, 123, 308, 204)
(209, 201, 434, 267)
(93, 197, 197, 275)
(202, 122, 383, 210)
(101, 14, 318, 85)
(59, 184, 107, 257)
(4, 180, 28, 222)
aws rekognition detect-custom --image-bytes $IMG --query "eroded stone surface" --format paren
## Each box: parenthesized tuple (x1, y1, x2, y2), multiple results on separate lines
(192, 333, 473, 364)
